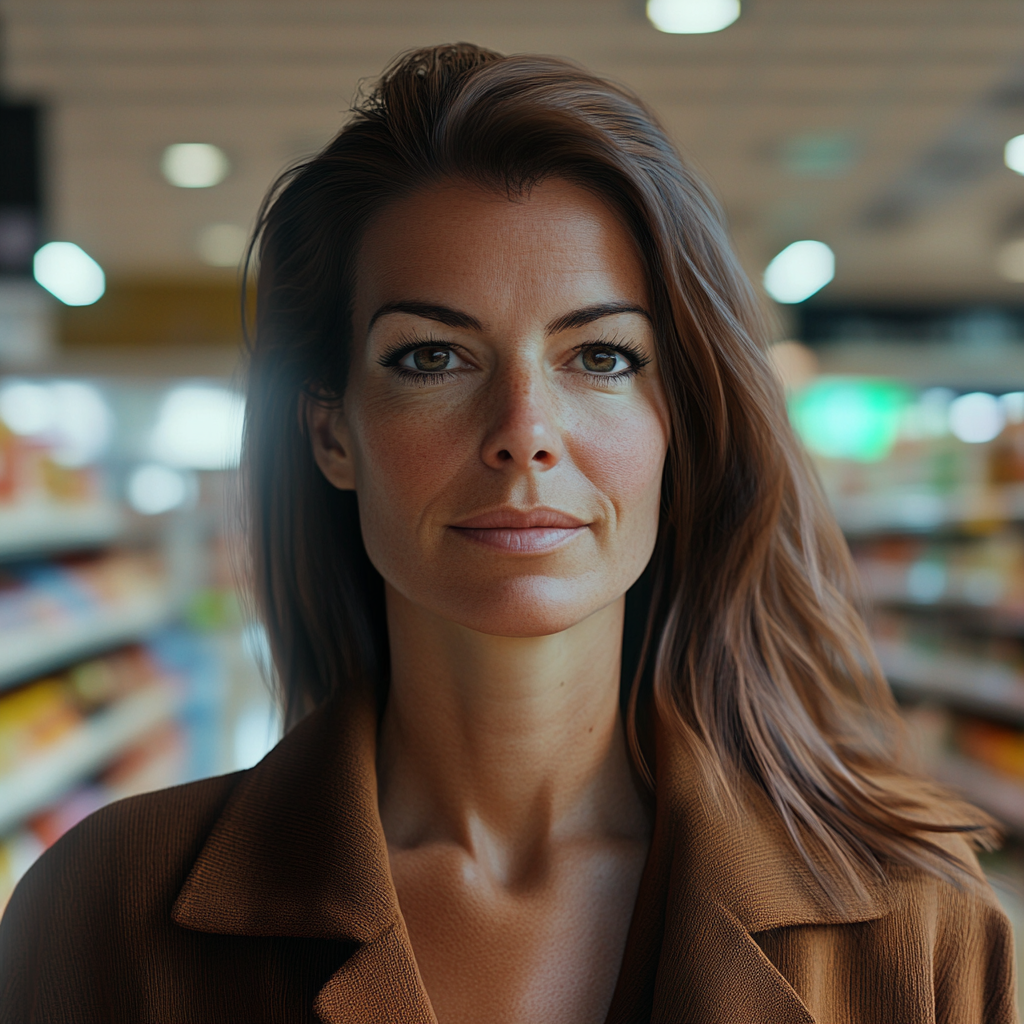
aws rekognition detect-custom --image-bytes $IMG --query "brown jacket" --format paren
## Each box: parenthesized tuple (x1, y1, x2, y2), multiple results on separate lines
(0, 684, 1017, 1023)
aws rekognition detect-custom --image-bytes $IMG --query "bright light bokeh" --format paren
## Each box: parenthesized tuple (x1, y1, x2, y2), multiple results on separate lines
(789, 378, 910, 461)
(0, 379, 112, 465)
(127, 463, 191, 515)
(1005, 134, 1024, 176)
(150, 385, 245, 470)
(647, 0, 740, 33)
(1001, 391, 1024, 424)
(763, 240, 835, 304)
(161, 143, 230, 188)
(0, 381, 52, 435)
(32, 242, 106, 306)
(49, 382, 114, 466)
(948, 391, 1003, 444)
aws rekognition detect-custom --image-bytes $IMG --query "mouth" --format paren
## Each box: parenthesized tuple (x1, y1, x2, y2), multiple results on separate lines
(449, 508, 590, 553)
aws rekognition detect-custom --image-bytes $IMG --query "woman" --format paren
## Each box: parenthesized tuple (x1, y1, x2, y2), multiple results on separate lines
(0, 43, 1016, 1024)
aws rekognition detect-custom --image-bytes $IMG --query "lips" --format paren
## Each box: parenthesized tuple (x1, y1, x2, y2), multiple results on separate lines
(449, 507, 589, 553)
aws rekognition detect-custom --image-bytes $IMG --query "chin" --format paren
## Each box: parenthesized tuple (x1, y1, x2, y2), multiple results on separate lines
(427, 575, 614, 638)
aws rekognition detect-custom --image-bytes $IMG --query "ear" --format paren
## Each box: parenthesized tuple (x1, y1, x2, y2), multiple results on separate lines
(306, 396, 356, 491)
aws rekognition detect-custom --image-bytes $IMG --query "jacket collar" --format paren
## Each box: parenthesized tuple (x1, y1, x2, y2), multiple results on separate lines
(172, 687, 892, 1023)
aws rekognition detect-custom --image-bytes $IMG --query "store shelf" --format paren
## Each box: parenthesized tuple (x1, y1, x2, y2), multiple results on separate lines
(855, 560, 1024, 634)
(837, 486, 1024, 536)
(0, 683, 179, 834)
(0, 589, 178, 692)
(877, 640, 1024, 723)
(0, 503, 124, 560)
(928, 753, 1024, 833)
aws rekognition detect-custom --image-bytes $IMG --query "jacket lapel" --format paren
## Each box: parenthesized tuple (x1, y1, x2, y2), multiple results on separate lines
(607, 721, 893, 1024)
(171, 687, 437, 1023)
(171, 690, 892, 1024)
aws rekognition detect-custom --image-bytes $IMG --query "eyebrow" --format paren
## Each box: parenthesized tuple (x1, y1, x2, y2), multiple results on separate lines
(545, 301, 652, 334)
(366, 298, 652, 335)
(367, 301, 483, 332)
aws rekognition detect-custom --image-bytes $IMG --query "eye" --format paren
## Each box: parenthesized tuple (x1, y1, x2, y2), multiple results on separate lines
(575, 345, 634, 375)
(397, 345, 469, 373)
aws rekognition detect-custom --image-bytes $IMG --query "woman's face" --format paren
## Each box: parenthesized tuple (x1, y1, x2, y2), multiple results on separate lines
(311, 178, 669, 637)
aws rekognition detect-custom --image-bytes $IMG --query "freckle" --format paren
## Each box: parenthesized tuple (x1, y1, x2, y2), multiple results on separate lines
(588, 726, 594, 733)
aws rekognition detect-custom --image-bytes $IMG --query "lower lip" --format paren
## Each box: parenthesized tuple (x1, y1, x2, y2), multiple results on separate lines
(450, 526, 587, 553)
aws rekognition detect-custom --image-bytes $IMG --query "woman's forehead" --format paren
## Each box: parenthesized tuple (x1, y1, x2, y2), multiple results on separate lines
(353, 179, 648, 333)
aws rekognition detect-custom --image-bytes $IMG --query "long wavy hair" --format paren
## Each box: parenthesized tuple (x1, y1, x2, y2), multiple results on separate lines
(243, 42, 993, 907)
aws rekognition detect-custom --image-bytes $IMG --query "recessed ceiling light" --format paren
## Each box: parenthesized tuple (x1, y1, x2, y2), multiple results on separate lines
(647, 0, 740, 34)
(1006, 135, 1024, 176)
(161, 143, 230, 188)
(763, 240, 835, 304)
(32, 241, 106, 306)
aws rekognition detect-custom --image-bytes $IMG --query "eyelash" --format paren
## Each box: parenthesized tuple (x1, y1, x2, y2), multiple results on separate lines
(378, 336, 651, 386)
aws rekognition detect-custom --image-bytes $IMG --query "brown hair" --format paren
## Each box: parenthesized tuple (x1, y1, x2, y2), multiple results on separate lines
(244, 42, 993, 907)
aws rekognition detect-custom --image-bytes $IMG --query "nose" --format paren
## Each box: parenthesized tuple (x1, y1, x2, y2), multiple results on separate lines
(480, 369, 563, 471)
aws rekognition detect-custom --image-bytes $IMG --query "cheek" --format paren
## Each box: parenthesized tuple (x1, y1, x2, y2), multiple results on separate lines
(568, 399, 668, 529)
(349, 394, 468, 526)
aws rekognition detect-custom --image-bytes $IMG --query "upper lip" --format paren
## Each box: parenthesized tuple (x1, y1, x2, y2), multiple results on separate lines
(451, 507, 589, 529)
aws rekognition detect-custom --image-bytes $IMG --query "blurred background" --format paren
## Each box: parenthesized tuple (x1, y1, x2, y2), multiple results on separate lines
(2, 0, 1024, 999)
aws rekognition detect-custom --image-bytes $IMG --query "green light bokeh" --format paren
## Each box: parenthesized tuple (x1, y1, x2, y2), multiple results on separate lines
(789, 378, 911, 462)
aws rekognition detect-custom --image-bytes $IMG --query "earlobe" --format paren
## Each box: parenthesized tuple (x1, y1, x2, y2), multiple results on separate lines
(306, 397, 356, 491)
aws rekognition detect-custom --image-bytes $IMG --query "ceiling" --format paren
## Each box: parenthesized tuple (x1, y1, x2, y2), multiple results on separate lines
(3, 0, 1024, 305)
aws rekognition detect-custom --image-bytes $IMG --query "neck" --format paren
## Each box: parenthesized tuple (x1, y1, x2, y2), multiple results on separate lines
(376, 586, 648, 877)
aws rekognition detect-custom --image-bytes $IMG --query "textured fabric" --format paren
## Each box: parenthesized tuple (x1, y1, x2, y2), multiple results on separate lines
(0, 684, 1017, 1024)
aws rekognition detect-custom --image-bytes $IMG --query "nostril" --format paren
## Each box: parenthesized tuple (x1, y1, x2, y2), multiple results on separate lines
(534, 450, 550, 462)
(497, 449, 513, 462)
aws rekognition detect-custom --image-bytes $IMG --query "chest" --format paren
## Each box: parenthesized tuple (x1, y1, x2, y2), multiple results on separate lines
(388, 842, 645, 1024)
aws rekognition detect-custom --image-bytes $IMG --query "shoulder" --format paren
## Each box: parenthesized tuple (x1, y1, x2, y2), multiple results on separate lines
(11, 770, 243, 909)
(754, 835, 1018, 1024)
(0, 772, 244, 1014)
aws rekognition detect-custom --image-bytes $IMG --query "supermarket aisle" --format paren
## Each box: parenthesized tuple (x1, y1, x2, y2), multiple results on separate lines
(0, 375, 277, 908)
(793, 370, 1024, 1000)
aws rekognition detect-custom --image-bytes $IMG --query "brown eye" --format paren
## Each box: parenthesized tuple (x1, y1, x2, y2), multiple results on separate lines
(413, 347, 451, 372)
(581, 347, 621, 373)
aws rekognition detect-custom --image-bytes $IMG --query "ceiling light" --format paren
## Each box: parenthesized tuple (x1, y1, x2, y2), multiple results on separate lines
(646, 0, 740, 33)
(197, 223, 248, 267)
(32, 242, 105, 306)
(161, 143, 230, 188)
(763, 240, 835, 304)
(1006, 135, 1024, 176)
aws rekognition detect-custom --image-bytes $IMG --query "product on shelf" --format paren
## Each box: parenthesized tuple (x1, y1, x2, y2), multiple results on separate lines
(852, 534, 1024, 617)
(0, 645, 187, 909)
(956, 717, 1024, 780)
(0, 550, 167, 637)
(0, 645, 168, 769)
(0, 421, 105, 509)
